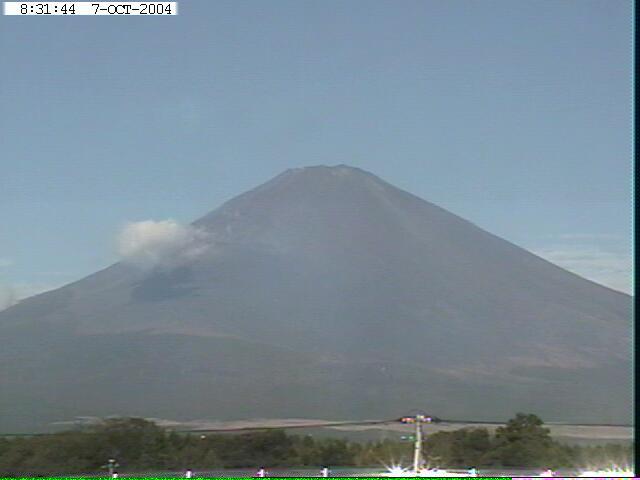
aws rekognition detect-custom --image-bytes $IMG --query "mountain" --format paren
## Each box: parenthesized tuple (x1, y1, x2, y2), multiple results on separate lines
(0, 165, 631, 432)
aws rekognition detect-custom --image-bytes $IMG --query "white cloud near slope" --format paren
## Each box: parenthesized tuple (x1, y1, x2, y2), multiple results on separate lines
(116, 219, 210, 269)
(532, 244, 631, 294)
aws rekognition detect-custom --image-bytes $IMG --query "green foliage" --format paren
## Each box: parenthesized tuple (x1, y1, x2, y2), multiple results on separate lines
(488, 413, 558, 467)
(351, 438, 412, 467)
(0, 414, 633, 475)
(424, 428, 492, 467)
(423, 413, 631, 470)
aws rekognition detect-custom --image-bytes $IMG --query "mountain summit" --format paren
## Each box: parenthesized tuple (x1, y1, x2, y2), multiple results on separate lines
(0, 165, 631, 432)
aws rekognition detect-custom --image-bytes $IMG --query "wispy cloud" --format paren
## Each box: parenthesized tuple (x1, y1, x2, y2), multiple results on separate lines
(531, 245, 631, 294)
(0, 285, 16, 311)
(0, 282, 61, 311)
(552, 233, 624, 241)
(0, 258, 13, 268)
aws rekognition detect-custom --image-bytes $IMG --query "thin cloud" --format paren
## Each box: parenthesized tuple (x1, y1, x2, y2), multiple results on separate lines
(539, 233, 625, 241)
(0, 285, 17, 311)
(531, 245, 631, 294)
(555, 233, 624, 241)
(0, 282, 61, 311)
(0, 258, 13, 268)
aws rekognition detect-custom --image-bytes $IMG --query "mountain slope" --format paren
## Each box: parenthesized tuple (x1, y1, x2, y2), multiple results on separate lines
(0, 165, 631, 432)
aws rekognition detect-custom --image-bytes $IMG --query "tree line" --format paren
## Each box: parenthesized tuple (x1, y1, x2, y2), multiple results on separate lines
(423, 413, 631, 469)
(0, 414, 632, 476)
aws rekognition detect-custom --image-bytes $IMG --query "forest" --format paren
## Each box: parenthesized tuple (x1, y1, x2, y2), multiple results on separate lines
(0, 414, 632, 476)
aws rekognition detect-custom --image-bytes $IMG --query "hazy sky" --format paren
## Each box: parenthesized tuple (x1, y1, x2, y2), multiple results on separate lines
(0, 0, 632, 307)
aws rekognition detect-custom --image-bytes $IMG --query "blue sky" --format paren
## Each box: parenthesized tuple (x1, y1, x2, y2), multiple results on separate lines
(0, 0, 633, 307)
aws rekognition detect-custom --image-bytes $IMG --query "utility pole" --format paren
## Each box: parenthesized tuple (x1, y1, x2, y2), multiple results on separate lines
(101, 458, 119, 477)
(399, 414, 433, 475)
(413, 415, 423, 474)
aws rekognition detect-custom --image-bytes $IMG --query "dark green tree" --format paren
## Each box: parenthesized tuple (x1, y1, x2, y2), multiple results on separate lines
(486, 413, 560, 467)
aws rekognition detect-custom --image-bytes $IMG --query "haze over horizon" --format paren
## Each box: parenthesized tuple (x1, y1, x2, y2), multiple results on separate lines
(0, 1, 632, 308)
